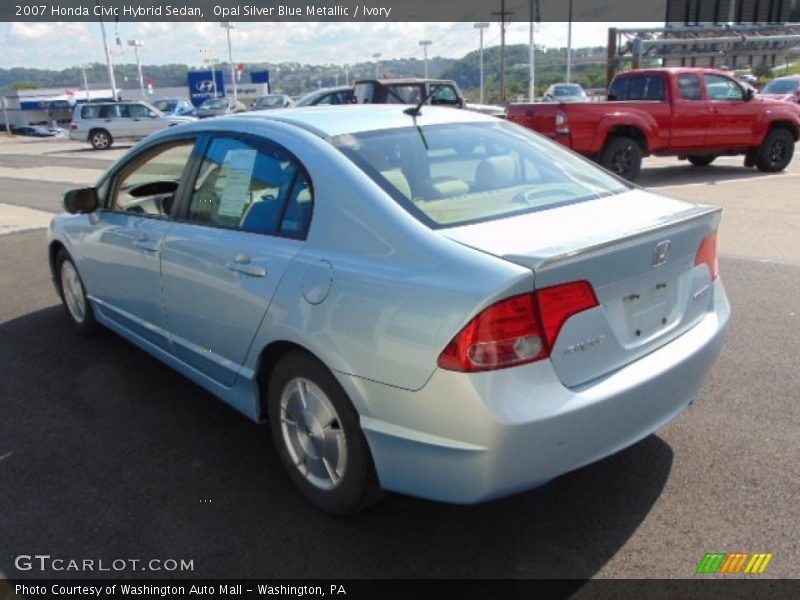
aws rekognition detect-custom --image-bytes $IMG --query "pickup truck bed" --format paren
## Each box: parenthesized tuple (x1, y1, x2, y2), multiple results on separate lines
(507, 68, 800, 180)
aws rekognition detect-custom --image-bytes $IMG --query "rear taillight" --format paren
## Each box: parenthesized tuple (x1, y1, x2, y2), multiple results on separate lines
(695, 232, 720, 281)
(437, 281, 598, 372)
(555, 110, 570, 134)
(70, 122, 78, 130)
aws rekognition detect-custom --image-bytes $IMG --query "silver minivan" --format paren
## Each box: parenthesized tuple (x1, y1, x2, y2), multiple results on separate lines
(69, 101, 194, 149)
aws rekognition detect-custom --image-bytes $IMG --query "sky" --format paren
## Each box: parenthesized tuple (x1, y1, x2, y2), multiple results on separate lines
(0, 22, 657, 70)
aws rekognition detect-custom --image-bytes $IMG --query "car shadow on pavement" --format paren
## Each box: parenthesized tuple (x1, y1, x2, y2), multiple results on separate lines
(0, 306, 674, 580)
(638, 163, 777, 188)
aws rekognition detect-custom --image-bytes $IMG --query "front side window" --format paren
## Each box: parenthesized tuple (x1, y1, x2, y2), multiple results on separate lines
(431, 85, 460, 105)
(383, 85, 423, 104)
(705, 75, 744, 101)
(333, 121, 629, 228)
(187, 137, 312, 237)
(111, 141, 195, 215)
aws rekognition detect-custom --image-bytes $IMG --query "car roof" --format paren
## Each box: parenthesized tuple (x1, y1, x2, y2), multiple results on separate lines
(207, 104, 496, 138)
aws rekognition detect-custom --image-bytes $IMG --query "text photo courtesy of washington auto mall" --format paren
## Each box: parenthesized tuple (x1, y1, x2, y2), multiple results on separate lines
(1, 0, 799, 598)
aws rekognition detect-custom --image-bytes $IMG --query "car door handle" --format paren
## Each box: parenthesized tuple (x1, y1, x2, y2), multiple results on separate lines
(225, 254, 266, 277)
(134, 239, 159, 252)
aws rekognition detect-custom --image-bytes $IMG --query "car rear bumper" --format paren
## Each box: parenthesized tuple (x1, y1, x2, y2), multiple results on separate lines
(338, 279, 730, 504)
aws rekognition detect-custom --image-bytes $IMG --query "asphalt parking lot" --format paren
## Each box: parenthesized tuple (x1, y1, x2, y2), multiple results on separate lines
(0, 135, 798, 580)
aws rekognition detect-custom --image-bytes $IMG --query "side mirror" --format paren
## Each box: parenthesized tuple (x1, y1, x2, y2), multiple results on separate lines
(745, 88, 755, 101)
(63, 187, 98, 214)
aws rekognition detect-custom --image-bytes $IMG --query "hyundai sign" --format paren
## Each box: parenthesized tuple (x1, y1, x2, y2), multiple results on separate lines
(188, 70, 225, 106)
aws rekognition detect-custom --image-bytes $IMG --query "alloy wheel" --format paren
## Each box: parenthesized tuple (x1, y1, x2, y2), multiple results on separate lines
(279, 377, 348, 491)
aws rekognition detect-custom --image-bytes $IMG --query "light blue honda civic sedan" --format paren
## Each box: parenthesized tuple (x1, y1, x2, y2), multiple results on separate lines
(48, 105, 730, 514)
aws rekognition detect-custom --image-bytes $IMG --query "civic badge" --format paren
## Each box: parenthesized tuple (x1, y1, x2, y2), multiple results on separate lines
(652, 240, 671, 267)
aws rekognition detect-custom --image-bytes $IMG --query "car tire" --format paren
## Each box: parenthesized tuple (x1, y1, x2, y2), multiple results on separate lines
(599, 136, 643, 181)
(89, 129, 113, 150)
(755, 128, 794, 172)
(687, 155, 716, 167)
(55, 249, 101, 335)
(267, 351, 383, 516)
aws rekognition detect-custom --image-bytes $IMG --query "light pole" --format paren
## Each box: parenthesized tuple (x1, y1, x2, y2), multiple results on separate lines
(201, 52, 219, 98)
(419, 40, 432, 78)
(80, 64, 90, 101)
(97, 16, 118, 100)
(566, 0, 573, 83)
(344, 64, 350, 85)
(474, 22, 489, 105)
(220, 22, 237, 103)
(373, 53, 381, 79)
(127, 40, 145, 99)
(528, 0, 539, 102)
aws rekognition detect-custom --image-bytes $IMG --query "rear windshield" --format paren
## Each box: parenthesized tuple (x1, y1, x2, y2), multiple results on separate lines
(332, 121, 630, 229)
(762, 79, 800, 94)
(554, 85, 585, 96)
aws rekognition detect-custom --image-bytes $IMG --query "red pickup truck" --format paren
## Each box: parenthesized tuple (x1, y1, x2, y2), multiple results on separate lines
(507, 68, 800, 180)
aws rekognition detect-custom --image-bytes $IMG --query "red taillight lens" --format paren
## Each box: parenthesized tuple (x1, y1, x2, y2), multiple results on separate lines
(437, 281, 598, 372)
(70, 122, 78, 130)
(537, 281, 599, 348)
(695, 232, 719, 281)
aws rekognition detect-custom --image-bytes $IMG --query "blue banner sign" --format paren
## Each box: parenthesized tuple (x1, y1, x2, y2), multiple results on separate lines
(250, 70, 270, 84)
(188, 70, 224, 106)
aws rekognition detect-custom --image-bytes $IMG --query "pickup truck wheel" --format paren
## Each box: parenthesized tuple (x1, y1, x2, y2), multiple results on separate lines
(756, 129, 794, 172)
(687, 155, 716, 167)
(599, 136, 642, 181)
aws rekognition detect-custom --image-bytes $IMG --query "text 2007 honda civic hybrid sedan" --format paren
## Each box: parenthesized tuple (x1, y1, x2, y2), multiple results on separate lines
(49, 106, 730, 515)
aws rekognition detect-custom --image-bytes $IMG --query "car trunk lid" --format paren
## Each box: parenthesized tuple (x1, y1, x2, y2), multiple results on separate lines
(441, 189, 721, 387)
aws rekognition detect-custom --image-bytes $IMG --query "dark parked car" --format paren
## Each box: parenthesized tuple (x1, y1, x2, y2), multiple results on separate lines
(353, 78, 465, 108)
(760, 76, 800, 105)
(11, 125, 55, 137)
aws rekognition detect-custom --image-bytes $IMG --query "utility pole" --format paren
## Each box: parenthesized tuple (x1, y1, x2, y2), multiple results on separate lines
(529, 0, 540, 102)
(492, 0, 513, 104)
(474, 22, 490, 105)
(80, 64, 90, 101)
(373, 53, 381, 79)
(221, 22, 237, 103)
(566, 0, 573, 83)
(97, 10, 118, 100)
(1, 97, 11, 136)
(127, 40, 145, 99)
(419, 40, 432, 78)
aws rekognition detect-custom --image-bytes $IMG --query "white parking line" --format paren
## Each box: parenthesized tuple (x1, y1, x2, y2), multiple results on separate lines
(0, 203, 53, 236)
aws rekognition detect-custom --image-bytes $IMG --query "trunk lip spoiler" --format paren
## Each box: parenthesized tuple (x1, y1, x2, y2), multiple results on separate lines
(506, 204, 722, 272)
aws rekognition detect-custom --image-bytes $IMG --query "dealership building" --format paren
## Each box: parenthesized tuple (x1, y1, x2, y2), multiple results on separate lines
(1, 71, 269, 128)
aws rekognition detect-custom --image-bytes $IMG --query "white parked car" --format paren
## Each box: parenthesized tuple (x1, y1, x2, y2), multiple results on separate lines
(69, 101, 194, 149)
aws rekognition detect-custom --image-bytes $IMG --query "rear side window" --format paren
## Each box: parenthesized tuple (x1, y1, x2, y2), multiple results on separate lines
(608, 77, 630, 101)
(609, 76, 665, 101)
(678, 74, 703, 100)
(81, 104, 118, 119)
(188, 137, 312, 238)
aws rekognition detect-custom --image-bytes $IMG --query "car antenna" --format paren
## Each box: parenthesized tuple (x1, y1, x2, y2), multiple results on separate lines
(404, 83, 443, 117)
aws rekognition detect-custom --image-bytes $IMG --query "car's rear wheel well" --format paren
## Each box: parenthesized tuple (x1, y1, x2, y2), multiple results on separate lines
(606, 125, 648, 154)
(49, 241, 66, 289)
(255, 341, 325, 421)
